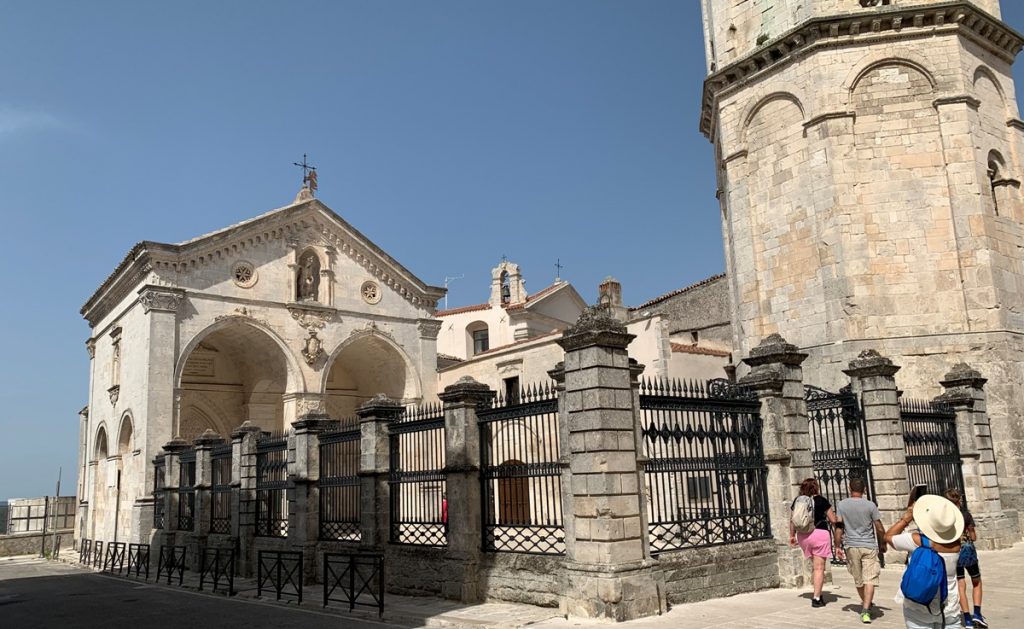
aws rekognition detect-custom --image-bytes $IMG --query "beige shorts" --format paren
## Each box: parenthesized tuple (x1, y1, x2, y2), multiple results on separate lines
(845, 547, 881, 587)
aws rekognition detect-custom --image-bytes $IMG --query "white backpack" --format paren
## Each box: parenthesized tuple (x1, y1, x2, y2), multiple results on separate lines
(792, 495, 815, 534)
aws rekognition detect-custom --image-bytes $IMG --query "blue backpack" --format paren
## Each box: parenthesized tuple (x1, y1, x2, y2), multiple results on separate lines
(900, 535, 947, 613)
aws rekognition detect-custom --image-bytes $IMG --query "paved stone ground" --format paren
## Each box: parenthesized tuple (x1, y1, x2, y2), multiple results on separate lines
(4, 544, 1021, 629)
(534, 545, 1024, 629)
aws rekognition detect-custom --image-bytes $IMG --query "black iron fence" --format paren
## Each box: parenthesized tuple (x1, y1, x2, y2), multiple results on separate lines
(319, 425, 361, 541)
(127, 543, 150, 579)
(323, 552, 385, 617)
(805, 385, 874, 505)
(178, 450, 197, 531)
(153, 456, 166, 530)
(157, 545, 187, 586)
(478, 383, 564, 555)
(389, 404, 447, 547)
(639, 378, 771, 553)
(900, 399, 966, 502)
(256, 436, 289, 538)
(199, 547, 236, 595)
(210, 444, 233, 534)
(257, 550, 303, 602)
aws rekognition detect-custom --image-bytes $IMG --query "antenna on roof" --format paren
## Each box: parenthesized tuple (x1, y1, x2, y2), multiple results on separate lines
(443, 274, 464, 310)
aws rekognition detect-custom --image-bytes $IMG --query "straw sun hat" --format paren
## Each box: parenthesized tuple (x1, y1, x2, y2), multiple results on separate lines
(913, 494, 965, 544)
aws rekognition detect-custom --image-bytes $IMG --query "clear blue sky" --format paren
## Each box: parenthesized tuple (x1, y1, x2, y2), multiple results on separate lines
(1, 2, 1023, 501)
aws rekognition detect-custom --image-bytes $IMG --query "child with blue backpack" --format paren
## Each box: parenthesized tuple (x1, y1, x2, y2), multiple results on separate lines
(884, 494, 964, 629)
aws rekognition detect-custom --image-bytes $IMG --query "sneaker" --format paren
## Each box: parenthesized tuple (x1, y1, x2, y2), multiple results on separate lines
(811, 598, 826, 608)
(964, 617, 975, 629)
(973, 613, 988, 628)
(860, 611, 872, 624)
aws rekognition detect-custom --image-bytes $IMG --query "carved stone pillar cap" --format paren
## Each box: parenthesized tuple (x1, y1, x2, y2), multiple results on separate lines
(162, 436, 191, 453)
(439, 376, 496, 404)
(934, 389, 974, 409)
(558, 305, 634, 352)
(230, 420, 263, 439)
(355, 393, 404, 418)
(292, 414, 336, 432)
(843, 349, 900, 378)
(940, 363, 987, 390)
(547, 362, 566, 384)
(629, 358, 646, 382)
(738, 367, 784, 393)
(743, 333, 808, 367)
(192, 429, 225, 447)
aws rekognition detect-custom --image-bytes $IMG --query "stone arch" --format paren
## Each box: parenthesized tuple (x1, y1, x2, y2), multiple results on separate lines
(175, 317, 305, 392)
(176, 317, 304, 436)
(847, 56, 937, 97)
(973, 65, 1006, 104)
(739, 92, 806, 148)
(321, 329, 423, 417)
(116, 412, 134, 455)
(94, 423, 109, 460)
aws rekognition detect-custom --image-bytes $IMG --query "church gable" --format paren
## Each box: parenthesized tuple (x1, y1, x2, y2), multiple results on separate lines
(84, 198, 445, 326)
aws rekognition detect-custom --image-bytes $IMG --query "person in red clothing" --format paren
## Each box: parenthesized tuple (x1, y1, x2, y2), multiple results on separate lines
(441, 492, 448, 526)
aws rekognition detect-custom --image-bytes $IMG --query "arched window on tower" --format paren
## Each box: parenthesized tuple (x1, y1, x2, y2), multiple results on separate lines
(988, 153, 1004, 217)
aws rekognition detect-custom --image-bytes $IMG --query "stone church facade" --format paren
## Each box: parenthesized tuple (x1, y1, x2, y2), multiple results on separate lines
(702, 0, 1024, 521)
(77, 189, 445, 544)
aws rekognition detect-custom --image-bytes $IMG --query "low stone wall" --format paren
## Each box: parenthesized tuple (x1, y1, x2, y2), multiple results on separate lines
(480, 552, 564, 607)
(385, 545, 447, 597)
(0, 531, 73, 558)
(658, 539, 778, 605)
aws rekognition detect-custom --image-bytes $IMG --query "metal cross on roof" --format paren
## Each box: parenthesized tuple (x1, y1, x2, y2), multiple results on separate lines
(293, 153, 318, 194)
(555, 258, 563, 282)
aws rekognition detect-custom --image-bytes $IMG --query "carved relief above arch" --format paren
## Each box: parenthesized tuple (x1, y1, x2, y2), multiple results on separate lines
(739, 91, 807, 150)
(973, 65, 1007, 104)
(845, 55, 937, 99)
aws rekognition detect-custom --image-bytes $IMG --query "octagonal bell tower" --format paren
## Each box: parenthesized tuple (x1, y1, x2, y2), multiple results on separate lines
(701, 0, 1024, 522)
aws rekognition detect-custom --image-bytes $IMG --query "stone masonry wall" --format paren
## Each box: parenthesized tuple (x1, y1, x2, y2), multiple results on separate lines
(659, 539, 778, 605)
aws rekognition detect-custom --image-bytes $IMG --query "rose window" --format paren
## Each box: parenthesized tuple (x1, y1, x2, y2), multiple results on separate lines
(361, 281, 381, 304)
(232, 261, 257, 288)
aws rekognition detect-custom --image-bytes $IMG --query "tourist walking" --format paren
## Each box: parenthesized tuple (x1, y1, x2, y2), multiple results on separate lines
(885, 495, 964, 629)
(789, 478, 838, 608)
(945, 489, 987, 628)
(835, 478, 886, 624)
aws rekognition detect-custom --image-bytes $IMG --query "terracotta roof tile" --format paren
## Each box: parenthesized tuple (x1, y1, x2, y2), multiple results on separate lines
(670, 343, 730, 358)
(435, 303, 491, 317)
(629, 273, 726, 312)
(505, 281, 564, 311)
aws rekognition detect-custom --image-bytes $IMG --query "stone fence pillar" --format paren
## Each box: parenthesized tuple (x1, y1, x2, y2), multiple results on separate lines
(938, 364, 1021, 548)
(290, 413, 335, 578)
(739, 334, 812, 587)
(557, 307, 665, 621)
(844, 350, 910, 527)
(356, 395, 403, 550)
(193, 429, 224, 543)
(232, 421, 261, 577)
(161, 437, 190, 536)
(438, 377, 494, 602)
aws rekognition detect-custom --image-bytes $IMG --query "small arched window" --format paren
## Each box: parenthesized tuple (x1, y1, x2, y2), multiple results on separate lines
(988, 150, 1011, 217)
(467, 321, 489, 356)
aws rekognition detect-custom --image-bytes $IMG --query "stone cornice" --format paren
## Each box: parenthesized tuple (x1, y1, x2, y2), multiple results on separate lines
(843, 349, 901, 378)
(417, 318, 443, 340)
(803, 111, 857, 129)
(933, 95, 982, 110)
(701, 2, 1024, 140)
(138, 285, 185, 314)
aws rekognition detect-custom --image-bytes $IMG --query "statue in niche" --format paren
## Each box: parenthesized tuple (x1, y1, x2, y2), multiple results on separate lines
(297, 250, 321, 302)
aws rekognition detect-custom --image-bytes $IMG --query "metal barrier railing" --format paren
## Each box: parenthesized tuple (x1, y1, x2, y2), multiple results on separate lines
(103, 542, 127, 574)
(257, 550, 303, 602)
(323, 552, 384, 617)
(199, 547, 236, 595)
(157, 545, 187, 586)
(127, 543, 150, 579)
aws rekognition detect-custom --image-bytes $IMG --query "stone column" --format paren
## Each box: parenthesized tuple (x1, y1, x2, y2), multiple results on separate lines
(557, 307, 665, 621)
(739, 334, 812, 587)
(938, 364, 1022, 548)
(232, 421, 261, 577)
(843, 350, 910, 527)
(356, 395, 403, 550)
(290, 413, 336, 578)
(438, 377, 494, 602)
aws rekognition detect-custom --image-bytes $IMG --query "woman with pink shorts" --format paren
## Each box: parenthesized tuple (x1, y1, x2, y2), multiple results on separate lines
(790, 478, 839, 608)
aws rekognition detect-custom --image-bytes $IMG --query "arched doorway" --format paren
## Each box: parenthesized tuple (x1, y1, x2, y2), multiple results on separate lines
(113, 415, 135, 542)
(177, 320, 299, 439)
(323, 333, 417, 418)
(90, 426, 109, 541)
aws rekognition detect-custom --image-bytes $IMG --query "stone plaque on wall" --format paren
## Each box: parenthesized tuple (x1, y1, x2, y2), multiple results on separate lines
(183, 356, 216, 378)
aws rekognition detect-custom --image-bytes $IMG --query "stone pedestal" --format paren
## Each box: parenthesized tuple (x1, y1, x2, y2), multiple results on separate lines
(290, 413, 336, 580)
(938, 364, 1021, 547)
(556, 307, 666, 621)
(356, 395, 403, 550)
(844, 350, 910, 527)
(193, 429, 224, 541)
(231, 422, 261, 576)
(438, 378, 494, 602)
(740, 334, 812, 588)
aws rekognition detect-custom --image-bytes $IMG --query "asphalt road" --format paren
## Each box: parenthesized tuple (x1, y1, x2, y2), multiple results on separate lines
(0, 557, 388, 629)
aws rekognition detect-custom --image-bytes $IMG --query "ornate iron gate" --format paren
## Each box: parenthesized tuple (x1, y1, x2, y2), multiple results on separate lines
(256, 436, 289, 538)
(804, 385, 873, 505)
(900, 399, 965, 502)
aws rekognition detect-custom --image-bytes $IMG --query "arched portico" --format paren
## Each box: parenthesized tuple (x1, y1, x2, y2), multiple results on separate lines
(321, 330, 422, 418)
(175, 318, 304, 439)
